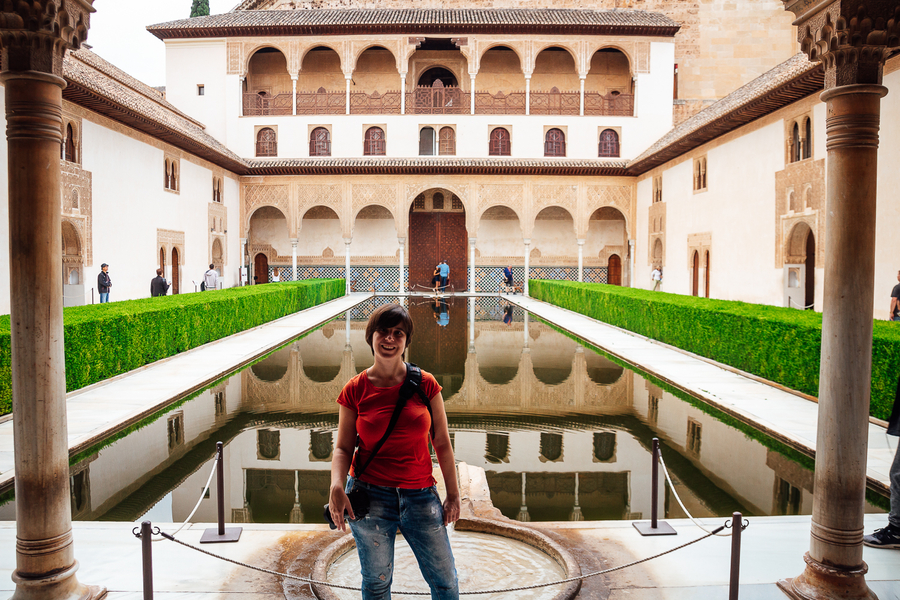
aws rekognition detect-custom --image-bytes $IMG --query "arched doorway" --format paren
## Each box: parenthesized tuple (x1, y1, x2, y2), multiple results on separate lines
(171, 247, 180, 295)
(61, 221, 83, 306)
(212, 238, 224, 275)
(255, 253, 269, 284)
(691, 251, 700, 296)
(608, 254, 621, 285)
(786, 222, 815, 309)
(705, 251, 711, 298)
(417, 67, 458, 87)
(408, 189, 467, 291)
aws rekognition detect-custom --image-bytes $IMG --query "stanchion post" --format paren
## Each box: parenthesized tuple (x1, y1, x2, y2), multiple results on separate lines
(729, 512, 742, 600)
(633, 438, 676, 536)
(200, 442, 242, 543)
(141, 521, 153, 600)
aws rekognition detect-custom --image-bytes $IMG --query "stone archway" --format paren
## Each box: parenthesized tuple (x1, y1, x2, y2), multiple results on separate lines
(408, 189, 467, 292)
(786, 221, 815, 309)
(61, 221, 84, 306)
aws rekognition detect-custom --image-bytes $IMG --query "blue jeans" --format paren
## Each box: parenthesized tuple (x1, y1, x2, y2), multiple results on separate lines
(347, 477, 458, 600)
(890, 441, 900, 528)
(99, 292, 109, 303)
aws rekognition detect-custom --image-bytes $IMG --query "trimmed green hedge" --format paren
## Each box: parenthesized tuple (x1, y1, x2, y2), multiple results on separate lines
(529, 280, 900, 421)
(0, 279, 344, 416)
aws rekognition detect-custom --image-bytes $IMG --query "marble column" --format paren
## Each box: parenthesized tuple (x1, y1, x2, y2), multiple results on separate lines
(239, 76, 245, 116)
(400, 75, 406, 115)
(523, 238, 531, 297)
(628, 239, 635, 288)
(398, 237, 406, 294)
(469, 237, 476, 293)
(291, 76, 297, 116)
(579, 76, 586, 116)
(525, 76, 531, 115)
(290, 240, 298, 281)
(240, 238, 247, 285)
(1, 3, 105, 599)
(345, 76, 351, 115)
(577, 239, 585, 282)
(776, 2, 896, 599)
(344, 238, 352, 295)
(470, 76, 476, 115)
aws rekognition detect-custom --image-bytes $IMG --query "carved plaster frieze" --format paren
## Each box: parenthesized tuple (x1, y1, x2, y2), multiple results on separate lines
(686, 232, 711, 268)
(158, 229, 186, 264)
(351, 183, 397, 218)
(774, 158, 825, 267)
(209, 203, 228, 267)
(61, 160, 93, 265)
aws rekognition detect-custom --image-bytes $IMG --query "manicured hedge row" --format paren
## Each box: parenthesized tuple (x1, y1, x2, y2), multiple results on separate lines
(529, 280, 900, 421)
(0, 279, 344, 416)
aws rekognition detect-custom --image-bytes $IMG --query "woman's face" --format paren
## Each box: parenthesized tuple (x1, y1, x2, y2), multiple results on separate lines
(371, 325, 408, 361)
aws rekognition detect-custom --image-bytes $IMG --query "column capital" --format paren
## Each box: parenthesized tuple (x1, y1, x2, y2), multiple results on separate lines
(0, 0, 95, 77)
(782, 0, 899, 88)
(344, 238, 352, 245)
(290, 239, 298, 247)
(469, 237, 477, 246)
(577, 239, 586, 246)
(523, 238, 531, 246)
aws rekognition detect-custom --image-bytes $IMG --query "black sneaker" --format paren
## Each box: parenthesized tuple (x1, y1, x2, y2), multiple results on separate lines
(863, 524, 900, 549)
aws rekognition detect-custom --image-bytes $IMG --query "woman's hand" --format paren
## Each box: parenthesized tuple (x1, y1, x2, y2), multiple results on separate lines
(443, 492, 461, 526)
(329, 484, 355, 531)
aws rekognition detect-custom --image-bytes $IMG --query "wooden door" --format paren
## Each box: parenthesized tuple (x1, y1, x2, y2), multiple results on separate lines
(255, 253, 269, 284)
(171, 248, 180, 295)
(691, 251, 699, 296)
(409, 212, 467, 291)
(607, 254, 621, 286)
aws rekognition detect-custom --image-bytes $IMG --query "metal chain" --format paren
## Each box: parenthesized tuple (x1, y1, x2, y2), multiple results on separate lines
(148, 524, 725, 596)
(149, 456, 219, 542)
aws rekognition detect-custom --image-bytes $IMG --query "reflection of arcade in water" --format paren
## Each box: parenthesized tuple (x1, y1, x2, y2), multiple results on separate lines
(8, 298, 882, 525)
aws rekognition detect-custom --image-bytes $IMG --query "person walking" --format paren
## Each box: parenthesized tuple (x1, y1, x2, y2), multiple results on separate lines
(150, 268, 169, 297)
(203, 264, 218, 291)
(329, 303, 460, 600)
(439, 260, 450, 292)
(651, 266, 662, 291)
(97, 263, 112, 303)
(503, 265, 514, 292)
(890, 269, 900, 321)
(431, 264, 441, 293)
(863, 375, 900, 548)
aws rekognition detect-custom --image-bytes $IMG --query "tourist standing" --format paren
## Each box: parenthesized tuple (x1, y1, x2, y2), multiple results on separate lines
(432, 264, 441, 293)
(890, 270, 900, 321)
(651, 266, 662, 291)
(272, 267, 281, 283)
(203, 264, 218, 291)
(863, 376, 900, 548)
(328, 304, 460, 599)
(150, 268, 169, 297)
(503, 265, 514, 292)
(439, 260, 450, 292)
(97, 263, 111, 303)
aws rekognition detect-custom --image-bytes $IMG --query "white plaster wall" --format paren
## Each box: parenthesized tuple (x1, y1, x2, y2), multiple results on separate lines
(351, 218, 400, 255)
(249, 211, 292, 256)
(531, 220, 578, 255)
(585, 220, 627, 257)
(873, 68, 900, 320)
(165, 40, 229, 143)
(296, 219, 343, 256)
(476, 219, 524, 255)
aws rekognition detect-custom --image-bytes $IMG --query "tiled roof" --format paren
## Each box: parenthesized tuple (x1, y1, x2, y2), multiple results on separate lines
(62, 49, 248, 174)
(248, 157, 629, 176)
(148, 9, 679, 38)
(628, 54, 824, 174)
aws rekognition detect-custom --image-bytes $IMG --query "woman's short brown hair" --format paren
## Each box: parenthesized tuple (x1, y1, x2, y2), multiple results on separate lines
(365, 303, 414, 354)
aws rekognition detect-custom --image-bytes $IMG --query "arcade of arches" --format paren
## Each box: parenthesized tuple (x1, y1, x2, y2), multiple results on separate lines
(243, 177, 633, 291)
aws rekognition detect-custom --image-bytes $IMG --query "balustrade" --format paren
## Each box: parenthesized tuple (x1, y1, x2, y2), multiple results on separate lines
(529, 88, 580, 116)
(584, 92, 634, 117)
(474, 91, 526, 115)
(349, 90, 402, 115)
(295, 89, 345, 115)
(243, 92, 294, 116)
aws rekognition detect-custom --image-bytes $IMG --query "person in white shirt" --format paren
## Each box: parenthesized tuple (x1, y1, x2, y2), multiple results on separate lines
(203, 264, 218, 291)
(651, 266, 662, 291)
(272, 267, 281, 283)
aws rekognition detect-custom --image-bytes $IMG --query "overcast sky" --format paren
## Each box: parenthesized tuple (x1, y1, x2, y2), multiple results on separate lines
(87, 0, 237, 87)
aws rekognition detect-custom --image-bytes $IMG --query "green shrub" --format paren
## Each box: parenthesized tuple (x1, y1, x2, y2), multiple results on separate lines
(529, 280, 900, 421)
(0, 279, 344, 416)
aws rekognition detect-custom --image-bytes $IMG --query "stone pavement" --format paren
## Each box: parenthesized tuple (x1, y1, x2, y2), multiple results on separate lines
(503, 295, 897, 496)
(0, 293, 372, 495)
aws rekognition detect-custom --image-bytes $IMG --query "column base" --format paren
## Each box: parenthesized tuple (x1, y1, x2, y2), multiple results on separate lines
(777, 553, 876, 600)
(12, 561, 107, 600)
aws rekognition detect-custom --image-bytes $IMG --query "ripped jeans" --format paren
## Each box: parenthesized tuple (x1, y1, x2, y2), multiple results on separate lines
(346, 476, 458, 600)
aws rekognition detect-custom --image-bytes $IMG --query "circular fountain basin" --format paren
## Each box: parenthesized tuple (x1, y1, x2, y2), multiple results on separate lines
(313, 518, 580, 600)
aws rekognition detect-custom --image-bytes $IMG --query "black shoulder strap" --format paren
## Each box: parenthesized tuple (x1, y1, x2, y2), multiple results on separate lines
(353, 363, 427, 480)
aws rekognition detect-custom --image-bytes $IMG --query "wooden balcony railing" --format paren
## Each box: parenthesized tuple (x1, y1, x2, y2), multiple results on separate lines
(529, 89, 580, 115)
(350, 91, 402, 115)
(474, 91, 526, 115)
(296, 89, 345, 115)
(408, 85, 469, 115)
(243, 92, 293, 116)
(584, 92, 635, 116)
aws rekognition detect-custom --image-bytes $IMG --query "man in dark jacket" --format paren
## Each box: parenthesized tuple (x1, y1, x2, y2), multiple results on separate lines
(863, 375, 900, 549)
(150, 268, 169, 297)
(98, 263, 112, 303)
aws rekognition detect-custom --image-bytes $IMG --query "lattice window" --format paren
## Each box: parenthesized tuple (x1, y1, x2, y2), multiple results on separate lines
(164, 159, 170, 189)
(687, 418, 702, 456)
(544, 128, 566, 157)
(693, 156, 707, 191)
(256, 127, 277, 157)
(432, 192, 444, 210)
(489, 128, 510, 156)
(803, 117, 812, 160)
(212, 177, 222, 203)
(598, 129, 619, 157)
(439, 127, 456, 156)
(170, 162, 178, 191)
(64, 123, 76, 162)
(452, 195, 463, 210)
(791, 122, 800, 163)
(419, 126, 435, 156)
(309, 127, 331, 157)
(413, 194, 425, 210)
(364, 127, 385, 156)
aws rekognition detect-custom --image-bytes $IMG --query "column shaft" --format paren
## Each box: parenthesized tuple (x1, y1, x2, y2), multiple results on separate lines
(579, 78, 586, 116)
(469, 238, 476, 293)
(291, 78, 297, 116)
(398, 238, 405, 294)
(344, 239, 352, 295)
(240, 238, 247, 285)
(291, 241, 298, 281)
(470, 76, 476, 115)
(577, 240, 584, 282)
(345, 78, 351, 115)
(400, 76, 406, 115)
(524, 240, 531, 297)
(525, 78, 531, 115)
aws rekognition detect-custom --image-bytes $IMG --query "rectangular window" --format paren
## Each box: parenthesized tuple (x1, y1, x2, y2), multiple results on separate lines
(198, 84, 205, 96)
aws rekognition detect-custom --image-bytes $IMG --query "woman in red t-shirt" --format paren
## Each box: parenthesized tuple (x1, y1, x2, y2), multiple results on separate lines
(329, 303, 460, 600)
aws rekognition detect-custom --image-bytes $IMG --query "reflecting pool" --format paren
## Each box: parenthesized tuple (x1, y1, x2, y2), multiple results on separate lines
(0, 297, 885, 524)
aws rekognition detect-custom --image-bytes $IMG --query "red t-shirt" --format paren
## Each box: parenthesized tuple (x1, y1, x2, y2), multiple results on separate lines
(337, 369, 442, 488)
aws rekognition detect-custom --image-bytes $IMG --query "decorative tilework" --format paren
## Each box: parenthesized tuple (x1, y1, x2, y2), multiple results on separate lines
(473, 266, 525, 293)
(584, 267, 610, 284)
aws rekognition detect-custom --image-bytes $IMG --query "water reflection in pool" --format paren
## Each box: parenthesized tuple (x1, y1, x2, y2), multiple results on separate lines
(1, 296, 884, 524)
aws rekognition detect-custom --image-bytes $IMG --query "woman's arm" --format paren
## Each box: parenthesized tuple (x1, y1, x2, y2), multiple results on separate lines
(329, 404, 359, 531)
(429, 391, 461, 526)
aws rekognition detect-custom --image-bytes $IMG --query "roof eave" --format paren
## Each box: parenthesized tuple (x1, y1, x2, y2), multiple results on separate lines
(244, 162, 630, 177)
